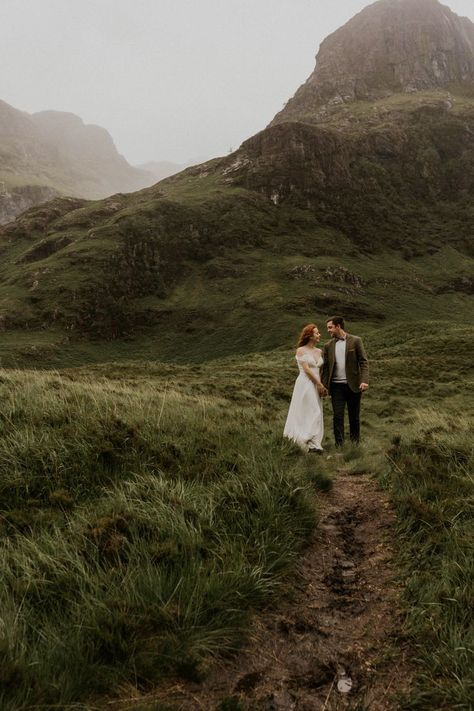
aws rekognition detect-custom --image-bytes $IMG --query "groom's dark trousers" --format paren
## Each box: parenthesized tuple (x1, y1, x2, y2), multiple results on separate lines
(330, 383, 361, 446)
(322, 333, 369, 446)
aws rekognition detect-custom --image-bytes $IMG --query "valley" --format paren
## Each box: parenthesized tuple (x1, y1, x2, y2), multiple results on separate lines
(0, 0, 473, 708)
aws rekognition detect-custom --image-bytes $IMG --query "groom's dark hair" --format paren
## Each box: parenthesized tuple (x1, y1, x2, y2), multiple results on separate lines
(326, 315, 345, 328)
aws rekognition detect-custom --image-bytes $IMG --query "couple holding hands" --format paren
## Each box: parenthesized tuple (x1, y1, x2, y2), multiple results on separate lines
(284, 316, 369, 453)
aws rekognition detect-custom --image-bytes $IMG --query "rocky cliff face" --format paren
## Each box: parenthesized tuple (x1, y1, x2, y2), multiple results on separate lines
(0, 100, 154, 224)
(0, 184, 59, 225)
(272, 0, 474, 124)
(226, 99, 474, 252)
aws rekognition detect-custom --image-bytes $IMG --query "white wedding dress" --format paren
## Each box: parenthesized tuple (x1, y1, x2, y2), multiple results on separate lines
(283, 351, 324, 451)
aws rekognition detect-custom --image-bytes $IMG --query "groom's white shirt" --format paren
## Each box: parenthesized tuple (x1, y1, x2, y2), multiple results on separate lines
(333, 337, 347, 383)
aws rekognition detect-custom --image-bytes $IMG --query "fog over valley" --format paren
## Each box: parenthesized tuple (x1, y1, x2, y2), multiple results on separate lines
(2, 0, 472, 166)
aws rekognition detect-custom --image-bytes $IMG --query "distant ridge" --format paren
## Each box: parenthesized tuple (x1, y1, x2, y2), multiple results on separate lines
(0, 100, 154, 224)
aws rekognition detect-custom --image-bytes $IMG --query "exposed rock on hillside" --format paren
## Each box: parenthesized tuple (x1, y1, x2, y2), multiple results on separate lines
(0, 184, 59, 225)
(272, 0, 474, 125)
(228, 104, 474, 249)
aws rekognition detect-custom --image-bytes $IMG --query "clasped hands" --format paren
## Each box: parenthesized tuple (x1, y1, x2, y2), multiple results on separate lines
(317, 383, 328, 397)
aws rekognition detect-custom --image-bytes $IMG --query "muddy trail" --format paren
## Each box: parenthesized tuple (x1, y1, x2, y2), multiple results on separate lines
(113, 470, 413, 710)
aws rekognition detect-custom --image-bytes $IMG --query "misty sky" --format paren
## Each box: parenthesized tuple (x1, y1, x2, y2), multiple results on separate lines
(1, 0, 473, 165)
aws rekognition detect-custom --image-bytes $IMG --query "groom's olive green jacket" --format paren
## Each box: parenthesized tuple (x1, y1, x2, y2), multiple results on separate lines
(321, 334, 369, 394)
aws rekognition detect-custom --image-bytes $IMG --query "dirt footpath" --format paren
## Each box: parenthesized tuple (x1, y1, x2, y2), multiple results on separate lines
(114, 470, 413, 710)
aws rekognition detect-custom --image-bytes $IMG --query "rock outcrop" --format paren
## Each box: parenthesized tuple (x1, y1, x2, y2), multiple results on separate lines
(226, 106, 474, 250)
(272, 0, 474, 124)
(0, 184, 59, 225)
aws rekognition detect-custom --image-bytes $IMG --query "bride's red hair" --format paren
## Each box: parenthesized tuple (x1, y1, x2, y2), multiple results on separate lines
(296, 323, 317, 348)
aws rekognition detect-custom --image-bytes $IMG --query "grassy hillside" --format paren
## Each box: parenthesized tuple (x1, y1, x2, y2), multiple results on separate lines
(0, 323, 472, 709)
(0, 91, 472, 366)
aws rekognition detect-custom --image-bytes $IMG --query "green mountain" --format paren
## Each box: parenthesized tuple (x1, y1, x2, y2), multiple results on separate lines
(0, 0, 473, 366)
(0, 100, 153, 225)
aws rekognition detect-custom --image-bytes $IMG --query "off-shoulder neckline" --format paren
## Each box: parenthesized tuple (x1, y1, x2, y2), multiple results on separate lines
(296, 347, 321, 356)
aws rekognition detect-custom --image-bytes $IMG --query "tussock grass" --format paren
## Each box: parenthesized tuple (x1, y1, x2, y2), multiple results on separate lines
(387, 410, 474, 710)
(0, 367, 315, 709)
(0, 321, 472, 708)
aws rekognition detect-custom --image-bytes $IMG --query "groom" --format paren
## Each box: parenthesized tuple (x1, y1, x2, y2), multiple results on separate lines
(321, 316, 369, 447)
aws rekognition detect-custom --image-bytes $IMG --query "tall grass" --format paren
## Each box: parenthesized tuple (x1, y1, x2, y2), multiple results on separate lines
(387, 410, 474, 710)
(0, 321, 472, 709)
(0, 367, 315, 709)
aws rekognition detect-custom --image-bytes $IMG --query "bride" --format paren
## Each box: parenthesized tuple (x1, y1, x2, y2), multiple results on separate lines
(283, 323, 327, 453)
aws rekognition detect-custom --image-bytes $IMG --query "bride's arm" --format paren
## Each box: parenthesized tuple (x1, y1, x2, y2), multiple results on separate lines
(297, 351, 327, 395)
(296, 349, 318, 384)
(301, 361, 321, 386)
